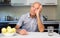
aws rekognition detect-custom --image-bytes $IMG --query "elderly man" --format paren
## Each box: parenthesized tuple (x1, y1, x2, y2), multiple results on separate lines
(15, 2, 44, 35)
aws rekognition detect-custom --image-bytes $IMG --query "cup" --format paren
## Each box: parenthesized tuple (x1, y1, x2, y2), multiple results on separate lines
(47, 26, 54, 36)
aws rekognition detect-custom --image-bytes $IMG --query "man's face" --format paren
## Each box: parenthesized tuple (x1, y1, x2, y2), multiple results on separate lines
(30, 3, 41, 16)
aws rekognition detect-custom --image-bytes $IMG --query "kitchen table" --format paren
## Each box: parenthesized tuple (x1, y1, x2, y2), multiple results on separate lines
(0, 32, 60, 38)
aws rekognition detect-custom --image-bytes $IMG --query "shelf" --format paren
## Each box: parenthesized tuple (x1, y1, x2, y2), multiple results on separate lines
(45, 29, 58, 30)
(0, 21, 60, 24)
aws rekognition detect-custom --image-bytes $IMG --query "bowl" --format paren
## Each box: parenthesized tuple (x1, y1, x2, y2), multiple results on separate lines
(2, 33, 16, 36)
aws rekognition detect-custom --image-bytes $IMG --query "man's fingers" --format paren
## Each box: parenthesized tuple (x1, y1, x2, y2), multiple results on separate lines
(19, 29, 28, 35)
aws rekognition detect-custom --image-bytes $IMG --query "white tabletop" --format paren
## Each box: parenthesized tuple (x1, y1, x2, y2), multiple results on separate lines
(0, 32, 60, 38)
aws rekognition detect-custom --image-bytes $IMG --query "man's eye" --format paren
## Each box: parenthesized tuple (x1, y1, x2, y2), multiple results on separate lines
(37, 8, 39, 9)
(36, 8, 38, 10)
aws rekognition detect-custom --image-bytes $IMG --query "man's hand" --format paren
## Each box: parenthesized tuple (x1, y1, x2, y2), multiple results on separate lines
(34, 5, 44, 32)
(35, 5, 42, 16)
(19, 29, 28, 35)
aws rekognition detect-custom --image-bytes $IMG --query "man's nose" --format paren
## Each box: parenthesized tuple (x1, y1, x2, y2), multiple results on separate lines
(33, 8, 36, 11)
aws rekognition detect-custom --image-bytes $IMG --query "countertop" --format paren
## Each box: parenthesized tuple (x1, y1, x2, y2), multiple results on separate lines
(0, 32, 60, 38)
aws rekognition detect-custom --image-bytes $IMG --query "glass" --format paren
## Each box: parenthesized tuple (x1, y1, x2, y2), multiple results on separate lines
(47, 26, 54, 36)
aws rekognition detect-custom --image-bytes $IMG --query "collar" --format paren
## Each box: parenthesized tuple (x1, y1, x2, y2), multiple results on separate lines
(27, 13, 30, 18)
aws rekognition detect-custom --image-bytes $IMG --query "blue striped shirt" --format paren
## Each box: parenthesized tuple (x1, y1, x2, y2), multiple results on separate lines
(17, 13, 43, 32)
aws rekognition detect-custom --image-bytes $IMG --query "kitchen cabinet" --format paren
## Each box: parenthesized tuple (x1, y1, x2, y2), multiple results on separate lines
(26, 0, 57, 5)
(0, 0, 11, 6)
(11, 0, 26, 6)
(11, 0, 57, 6)
(43, 0, 57, 5)
(44, 24, 59, 33)
(44, 21, 60, 33)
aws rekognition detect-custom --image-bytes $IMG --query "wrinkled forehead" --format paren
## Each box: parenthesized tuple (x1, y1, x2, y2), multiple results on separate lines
(31, 2, 41, 9)
(32, 2, 41, 6)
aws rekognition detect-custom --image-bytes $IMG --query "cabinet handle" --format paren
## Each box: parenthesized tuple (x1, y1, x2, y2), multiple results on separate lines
(45, 3, 55, 4)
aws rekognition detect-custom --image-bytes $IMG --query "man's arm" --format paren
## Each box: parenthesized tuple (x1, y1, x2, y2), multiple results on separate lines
(15, 25, 20, 33)
(35, 5, 44, 32)
(36, 15, 44, 32)
(15, 25, 28, 35)
(15, 15, 28, 35)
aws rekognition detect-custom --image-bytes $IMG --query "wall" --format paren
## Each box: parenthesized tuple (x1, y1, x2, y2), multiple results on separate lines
(56, 0, 60, 20)
(0, 0, 59, 20)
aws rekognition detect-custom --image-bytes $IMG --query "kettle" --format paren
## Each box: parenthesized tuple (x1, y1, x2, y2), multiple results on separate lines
(5, 16, 14, 21)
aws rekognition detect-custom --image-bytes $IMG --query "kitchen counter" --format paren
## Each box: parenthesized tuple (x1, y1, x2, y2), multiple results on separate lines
(0, 21, 18, 24)
(0, 32, 60, 38)
(0, 21, 60, 24)
(0, 21, 60, 33)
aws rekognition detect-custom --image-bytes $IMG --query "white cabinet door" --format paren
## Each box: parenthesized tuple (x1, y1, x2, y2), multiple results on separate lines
(11, 0, 26, 6)
(11, 0, 57, 6)
(26, 0, 57, 5)
(11, 0, 26, 3)
(26, 0, 44, 5)
(43, 0, 57, 5)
